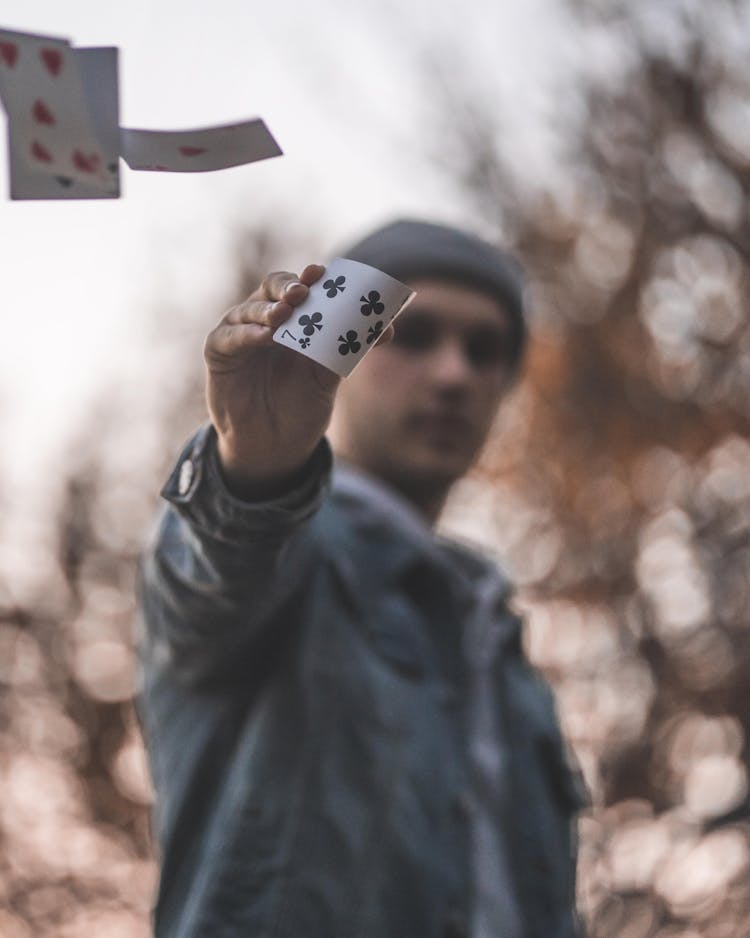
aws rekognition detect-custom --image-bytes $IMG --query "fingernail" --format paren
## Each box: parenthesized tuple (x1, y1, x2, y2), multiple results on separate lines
(284, 281, 303, 295)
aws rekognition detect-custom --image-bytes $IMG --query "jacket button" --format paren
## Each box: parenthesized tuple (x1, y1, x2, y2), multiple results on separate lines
(444, 910, 469, 938)
(178, 459, 195, 495)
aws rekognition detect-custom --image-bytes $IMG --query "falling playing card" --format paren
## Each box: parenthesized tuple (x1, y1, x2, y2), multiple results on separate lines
(8, 46, 120, 200)
(0, 27, 115, 190)
(119, 119, 282, 173)
(273, 258, 416, 377)
(0, 24, 283, 199)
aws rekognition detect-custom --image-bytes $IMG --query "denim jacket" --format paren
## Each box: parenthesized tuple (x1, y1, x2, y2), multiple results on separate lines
(137, 424, 583, 938)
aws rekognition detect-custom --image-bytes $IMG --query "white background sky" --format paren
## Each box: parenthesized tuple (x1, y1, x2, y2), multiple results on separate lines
(0, 0, 580, 503)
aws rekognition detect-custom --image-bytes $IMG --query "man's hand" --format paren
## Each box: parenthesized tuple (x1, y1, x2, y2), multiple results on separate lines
(205, 264, 339, 499)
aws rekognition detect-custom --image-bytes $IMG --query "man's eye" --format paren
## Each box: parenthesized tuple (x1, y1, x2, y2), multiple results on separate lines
(465, 329, 512, 368)
(392, 321, 438, 351)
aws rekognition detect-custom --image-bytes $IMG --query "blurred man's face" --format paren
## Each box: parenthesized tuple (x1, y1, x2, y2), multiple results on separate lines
(331, 278, 518, 505)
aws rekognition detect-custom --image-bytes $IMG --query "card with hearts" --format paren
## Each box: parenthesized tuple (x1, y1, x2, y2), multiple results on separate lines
(8, 46, 120, 200)
(0, 25, 285, 199)
(119, 118, 282, 173)
(0, 27, 114, 189)
(272, 257, 416, 377)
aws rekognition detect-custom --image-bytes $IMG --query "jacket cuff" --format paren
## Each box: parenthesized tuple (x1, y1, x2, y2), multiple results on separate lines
(160, 423, 332, 540)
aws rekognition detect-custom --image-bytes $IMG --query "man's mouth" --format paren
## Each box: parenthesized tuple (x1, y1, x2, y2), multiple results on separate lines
(410, 411, 474, 441)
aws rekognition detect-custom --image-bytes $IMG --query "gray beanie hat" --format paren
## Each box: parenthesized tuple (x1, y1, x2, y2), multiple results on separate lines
(339, 218, 527, 362)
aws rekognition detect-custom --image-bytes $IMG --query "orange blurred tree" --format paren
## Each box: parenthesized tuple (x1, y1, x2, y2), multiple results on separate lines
(432, 1, 750, 934)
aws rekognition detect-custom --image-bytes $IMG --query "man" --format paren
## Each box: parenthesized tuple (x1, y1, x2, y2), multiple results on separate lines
(137, 219, 584, 938)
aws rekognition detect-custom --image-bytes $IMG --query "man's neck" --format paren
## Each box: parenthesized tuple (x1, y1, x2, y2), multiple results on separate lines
(386, 476, 446, 526)
(334, 453, 449, 527)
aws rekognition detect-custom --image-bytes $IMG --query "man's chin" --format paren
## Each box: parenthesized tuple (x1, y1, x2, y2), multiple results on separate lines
(397, 446, 475, 490)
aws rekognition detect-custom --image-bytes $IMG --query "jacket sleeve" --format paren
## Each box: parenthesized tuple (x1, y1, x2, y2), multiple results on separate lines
(137, 423, 333, 686)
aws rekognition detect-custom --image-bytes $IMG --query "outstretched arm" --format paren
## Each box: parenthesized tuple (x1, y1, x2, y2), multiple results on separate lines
(139, 263, 341, 685)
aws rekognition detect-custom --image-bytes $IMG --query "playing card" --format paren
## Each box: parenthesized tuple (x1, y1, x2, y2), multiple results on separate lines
(8, 46, 120, 200)
(273, 258, 416, 377)
(0, 27, 114, 190)
(119, 118, 282, 173)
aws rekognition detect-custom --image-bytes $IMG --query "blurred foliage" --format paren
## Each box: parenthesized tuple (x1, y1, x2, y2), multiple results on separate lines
(0, 230, 304, 936)
(2, 0, 750, 935)
(441, 1, 750, 935)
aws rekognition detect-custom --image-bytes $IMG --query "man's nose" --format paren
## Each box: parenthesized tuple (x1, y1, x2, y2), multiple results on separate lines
(429, 337, 474, 388)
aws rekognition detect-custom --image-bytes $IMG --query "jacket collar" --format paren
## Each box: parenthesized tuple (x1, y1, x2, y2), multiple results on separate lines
(331, 462, 445, 579)
(331, 461, 512, 596)
(323, 462, 522, 670)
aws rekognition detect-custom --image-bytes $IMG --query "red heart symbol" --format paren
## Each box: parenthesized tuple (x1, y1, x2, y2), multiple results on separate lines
(31, 140, 53, 163)
(40, 47, 63, 76)
(178, 146, 206, 157)
(32, 99, 55, 125)
(72, 149, 101, 174)
(0, 41, 18, 68)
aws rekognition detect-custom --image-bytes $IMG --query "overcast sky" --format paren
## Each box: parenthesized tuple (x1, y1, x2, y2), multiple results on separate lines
(0, 0, 579, 505)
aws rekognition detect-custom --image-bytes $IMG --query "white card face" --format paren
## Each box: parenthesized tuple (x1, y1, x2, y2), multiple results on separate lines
(8, 46, 120, 200)
(119, 118, 282, 173)
(0, 28, 114, 190)
(272, 258, 416, 377)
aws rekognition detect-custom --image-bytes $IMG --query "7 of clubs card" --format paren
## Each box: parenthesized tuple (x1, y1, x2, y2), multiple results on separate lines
(273, 258, 416, 377)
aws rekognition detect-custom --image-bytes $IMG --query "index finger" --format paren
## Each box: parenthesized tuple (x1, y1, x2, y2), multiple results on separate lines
(261, 264, 326, 305)
(261, 270, 305, 303)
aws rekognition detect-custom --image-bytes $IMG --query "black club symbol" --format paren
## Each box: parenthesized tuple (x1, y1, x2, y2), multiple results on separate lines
(299, 337, 311, 349)
(299, 312, 323, 336)
(366, 321, 384, 345)
(360, 290, 385, 316)
(324, 276, 346, 297)
(338, 330, 361, 355)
